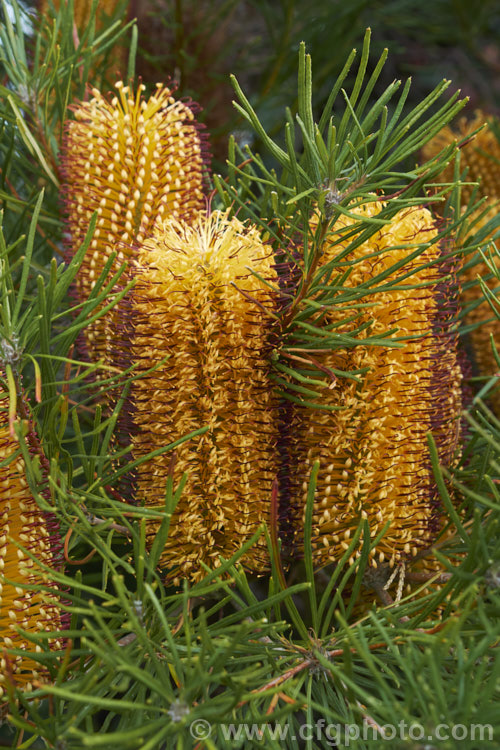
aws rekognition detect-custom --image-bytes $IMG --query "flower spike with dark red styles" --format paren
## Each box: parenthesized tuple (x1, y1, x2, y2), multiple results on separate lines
(289, 201, 463, 574)
(112, 210, 280, 583)
(61, 80, 209, 370)
(0, 392, 64, 698)
(422, 112, 500, 411)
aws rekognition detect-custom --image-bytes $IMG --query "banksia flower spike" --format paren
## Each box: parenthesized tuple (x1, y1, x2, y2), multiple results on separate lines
(61, 81, 208, 370)
(113, 210, 280, 583)
(0, 393, 63, 697)
(291, 201, 463, 576)
(422, 112, 500, 206)
(422, 113, 500, 410)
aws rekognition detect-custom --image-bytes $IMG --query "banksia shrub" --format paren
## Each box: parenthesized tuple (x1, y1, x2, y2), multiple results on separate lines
(113, 210, 279, 582)
(422, 113, 500, 409)
(290, 202, 463, 575)
(61, 81, 208, 369)
(0, 394, 63, 698)
(5, 11, 500, 743)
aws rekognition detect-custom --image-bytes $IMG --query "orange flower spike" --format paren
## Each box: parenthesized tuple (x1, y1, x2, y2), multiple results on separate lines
(294, 202, 463, 572)
(116, 210, 279, 583)
(0, 396, 63, 697)
(61, 81, 208, 366)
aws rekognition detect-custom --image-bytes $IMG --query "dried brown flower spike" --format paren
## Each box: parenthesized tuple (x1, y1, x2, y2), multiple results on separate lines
(292, 202, 462, 574)
(61, 81, 208, 369)
(114, 210, 280, 582)
(0, 395, 63, 697)
(422, 113, 500, 410)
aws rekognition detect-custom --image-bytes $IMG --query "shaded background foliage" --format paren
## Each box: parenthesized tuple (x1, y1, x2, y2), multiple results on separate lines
(127, 0, 500, 163)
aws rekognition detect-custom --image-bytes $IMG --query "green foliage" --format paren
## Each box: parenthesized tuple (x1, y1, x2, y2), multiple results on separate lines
(0, 2, 499, 748)
(138, 0, 500, 165)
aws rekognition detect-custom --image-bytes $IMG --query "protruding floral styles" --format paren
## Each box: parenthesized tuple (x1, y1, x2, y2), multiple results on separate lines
(423, 112, 500, 410)
(291, 202, 462, 572)
(62, 81, 208, 369)
(114, 210, 279, 582)
(0, 396, 63, 696)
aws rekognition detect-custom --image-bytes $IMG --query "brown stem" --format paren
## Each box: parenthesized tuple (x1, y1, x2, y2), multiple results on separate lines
(245, 622, 449, 700)
(369, 582, 396, 608)
(270, 476, 289, 592)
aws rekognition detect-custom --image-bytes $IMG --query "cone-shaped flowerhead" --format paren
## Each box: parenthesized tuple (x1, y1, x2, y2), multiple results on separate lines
(423, 113, 500, 410)
(0, 397, 63, 696)
(61, 81, 208, 368)
(291, 202, 462, 571)
(113, 210, 279, 582)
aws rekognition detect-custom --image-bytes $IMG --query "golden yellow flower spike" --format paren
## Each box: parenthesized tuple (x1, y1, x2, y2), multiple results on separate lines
(422, 112, 500, 205)
(113, 210, 279, 583)
(422, 112, 500, 410)
(0, 396, 63, 698)
(62, 81, 208, 371)
(291, 201, 463, 573)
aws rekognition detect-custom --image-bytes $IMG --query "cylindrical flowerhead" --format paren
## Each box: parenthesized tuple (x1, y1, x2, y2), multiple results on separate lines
(291, 201, 463, 572)
(423, 112, 500, 411)
(114, 210, 280, 583)
(0, 396, 63, 697)
(61, 81, 209, 369)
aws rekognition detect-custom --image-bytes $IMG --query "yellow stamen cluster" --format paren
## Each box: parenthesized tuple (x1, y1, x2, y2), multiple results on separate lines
(115, 210, 279, 582)
(292, 202, 462, 571)
(62, 81, 207, 368)
(0, 399, 62, 697)
(422, 113, 500, 410)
